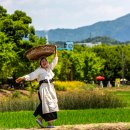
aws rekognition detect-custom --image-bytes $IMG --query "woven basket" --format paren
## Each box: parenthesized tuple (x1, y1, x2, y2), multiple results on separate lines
(25, 45, 56, 60)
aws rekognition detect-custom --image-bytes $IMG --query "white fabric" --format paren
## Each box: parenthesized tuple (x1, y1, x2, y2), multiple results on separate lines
(24, 57, 59, 114)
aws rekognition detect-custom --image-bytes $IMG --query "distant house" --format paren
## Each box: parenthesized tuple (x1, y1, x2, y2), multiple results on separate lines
(75, 42, 102, 47)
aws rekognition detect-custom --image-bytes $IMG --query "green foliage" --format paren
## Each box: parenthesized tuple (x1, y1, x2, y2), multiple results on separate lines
(0, 5, 46, 79)
(0, 42, 19, 78)
(1, 5, 130, 84)
(82, 50, 105, 82)
(0, 5, 7, 18)
(0, 96, 39, 112)
(92, 44, 130, 81)
(0, 89, 126, 112)
(12, 90, 21, 98)
(58, 91, 126, 110)
(56, 48, 104, 81)
(25, 81, 39, 94)
(0, 8, 33, 43)
(81, 36, 120, 44)
(111, 90, 130, 107)
(54, 81, 89, 91)
(11, 10, 32, 24)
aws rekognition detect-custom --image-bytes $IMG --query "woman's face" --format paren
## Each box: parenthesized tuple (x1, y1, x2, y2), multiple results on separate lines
(40, 59, 49, 68)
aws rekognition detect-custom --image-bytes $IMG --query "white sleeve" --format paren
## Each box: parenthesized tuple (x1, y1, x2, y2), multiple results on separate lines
(50, 56, 58, 70)
(23, 68, 39, 81)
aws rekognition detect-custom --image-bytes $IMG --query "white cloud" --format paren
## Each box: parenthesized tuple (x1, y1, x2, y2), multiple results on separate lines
(0, 0, 130, 30)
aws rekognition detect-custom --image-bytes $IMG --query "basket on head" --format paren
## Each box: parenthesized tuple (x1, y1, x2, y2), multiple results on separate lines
(25, 45, 56, 60)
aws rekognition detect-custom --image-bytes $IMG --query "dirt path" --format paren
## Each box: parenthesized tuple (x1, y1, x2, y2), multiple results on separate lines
(9, 122, 130, 130)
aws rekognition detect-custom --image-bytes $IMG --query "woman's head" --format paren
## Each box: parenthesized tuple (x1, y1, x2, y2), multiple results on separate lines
(40, 57, 49, 68)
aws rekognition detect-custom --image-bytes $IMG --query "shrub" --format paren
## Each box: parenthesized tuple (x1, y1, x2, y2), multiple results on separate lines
(25, 81, 39, 94)
(0, 89, 126, 112)
(12, 91, 21, 98)
(0, 96, 39, 112)
(54, 81, 95, 91)
(57, 90, 126, 109)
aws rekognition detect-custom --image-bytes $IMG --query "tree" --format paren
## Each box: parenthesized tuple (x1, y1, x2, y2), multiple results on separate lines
(0, 5, 7, 18)
(0, 6, 34, 44)
(0, 39, 19, 79)
(57, 46, 104, 81)
(92, 45, 126, 83)
(0, 6, 45, 82)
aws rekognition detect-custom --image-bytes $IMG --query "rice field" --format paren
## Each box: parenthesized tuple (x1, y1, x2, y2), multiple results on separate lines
(1, 108, 130, 128)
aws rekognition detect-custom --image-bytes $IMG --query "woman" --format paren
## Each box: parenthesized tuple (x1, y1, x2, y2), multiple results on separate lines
(16, 48, 59, 128)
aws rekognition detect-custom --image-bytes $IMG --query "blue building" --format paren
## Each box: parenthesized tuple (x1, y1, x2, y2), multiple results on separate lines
(57, 41, 73, 51)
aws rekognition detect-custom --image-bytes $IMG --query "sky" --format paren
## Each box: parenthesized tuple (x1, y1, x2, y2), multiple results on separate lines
(0, 0, 130, 30)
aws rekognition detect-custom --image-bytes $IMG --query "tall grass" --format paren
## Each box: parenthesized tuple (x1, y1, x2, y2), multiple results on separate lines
(0, 83, 129, 112)
(1, 108, 130, 128)
(57, 90, 126, 109)
(0, 90, 126, 112)
(111, 91, 130, 106)
(0, 98, 39, 112)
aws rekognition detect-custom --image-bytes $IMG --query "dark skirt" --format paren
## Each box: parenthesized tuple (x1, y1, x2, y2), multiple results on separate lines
(33, 92, 57, 121)
(42, 111, 57, 121)
(33, 102, 57, 121)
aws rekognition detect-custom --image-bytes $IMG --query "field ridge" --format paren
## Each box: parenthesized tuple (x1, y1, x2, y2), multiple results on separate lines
(8, 122, 130, 130)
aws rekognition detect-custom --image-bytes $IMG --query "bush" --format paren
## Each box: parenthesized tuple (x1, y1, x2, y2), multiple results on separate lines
(0, 96, 39, 112)
(12, 91, 21, 98)
(54, 81, 95, 91)
(57, 90, 126, 109)
(0, 89, 126, 112)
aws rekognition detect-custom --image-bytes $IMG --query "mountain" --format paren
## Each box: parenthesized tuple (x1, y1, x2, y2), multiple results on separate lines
(36, 13, 130, 42)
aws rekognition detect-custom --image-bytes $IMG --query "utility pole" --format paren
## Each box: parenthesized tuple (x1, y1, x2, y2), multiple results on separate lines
(89, 32, 92, 39)
(121, 50, 125, 84)
(45, 31, 49, 44)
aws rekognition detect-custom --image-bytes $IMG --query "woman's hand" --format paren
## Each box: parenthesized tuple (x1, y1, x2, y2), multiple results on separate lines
(15, 77, 25, 83)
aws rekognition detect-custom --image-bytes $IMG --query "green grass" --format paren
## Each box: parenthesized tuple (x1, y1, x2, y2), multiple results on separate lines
(111, 90, 130, 107)
(1, 108, 130, 128)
